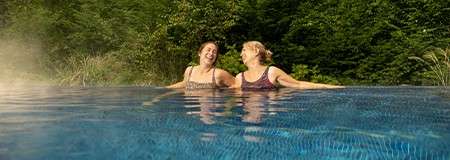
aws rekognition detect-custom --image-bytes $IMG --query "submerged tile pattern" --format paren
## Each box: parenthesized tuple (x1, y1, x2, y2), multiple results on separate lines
(0, 86, 449, 159)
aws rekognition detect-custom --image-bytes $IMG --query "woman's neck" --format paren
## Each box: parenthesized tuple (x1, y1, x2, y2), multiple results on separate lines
(197, 63, 213, 73)
(246, 60, 266, 71)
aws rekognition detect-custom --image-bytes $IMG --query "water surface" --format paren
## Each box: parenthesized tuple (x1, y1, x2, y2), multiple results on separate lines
(0, 86, 449, 159)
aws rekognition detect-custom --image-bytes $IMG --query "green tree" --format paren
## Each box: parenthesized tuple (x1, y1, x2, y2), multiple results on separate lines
(2, 0, 449, 86)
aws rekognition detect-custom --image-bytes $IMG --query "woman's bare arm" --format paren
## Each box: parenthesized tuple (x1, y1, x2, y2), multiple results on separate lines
(216, 69, 236, 88)
(230, 73, 243, 89)
(166, 81, 186, 89)
(273, 67, 343, 89)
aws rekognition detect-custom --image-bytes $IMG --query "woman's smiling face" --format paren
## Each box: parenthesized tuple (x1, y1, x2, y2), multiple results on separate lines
(240, 44, 257, 65)
(199, 43, 218, 66)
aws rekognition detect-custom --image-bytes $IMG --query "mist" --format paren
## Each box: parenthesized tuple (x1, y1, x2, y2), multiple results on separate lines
(0, 38, 49, 87)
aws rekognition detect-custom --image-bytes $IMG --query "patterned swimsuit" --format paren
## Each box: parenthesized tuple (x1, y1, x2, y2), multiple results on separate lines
(186, 66, 217, 89)
(241, 67, 277, 90)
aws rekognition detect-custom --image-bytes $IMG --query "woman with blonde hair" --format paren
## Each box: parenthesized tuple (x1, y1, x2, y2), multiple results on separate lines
(167, 41, 235, 89)
(233, 41, 342, 90)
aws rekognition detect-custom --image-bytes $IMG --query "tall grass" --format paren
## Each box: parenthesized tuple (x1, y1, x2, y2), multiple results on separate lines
(410, 47, 450, 86)
(55, 54, 128, 86)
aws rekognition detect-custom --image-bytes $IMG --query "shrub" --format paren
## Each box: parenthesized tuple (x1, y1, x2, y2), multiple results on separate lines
(290, 64, 340, 85)
(409, 47, 450, 86)
(216, 45, 246, 75)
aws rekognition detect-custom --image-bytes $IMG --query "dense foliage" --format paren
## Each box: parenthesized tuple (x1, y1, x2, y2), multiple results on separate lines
(1, 0, 449, 86)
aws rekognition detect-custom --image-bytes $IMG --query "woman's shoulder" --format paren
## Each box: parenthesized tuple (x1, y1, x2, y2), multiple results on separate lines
(183, 66, 197, 76)
(235, 72, 243, 78)
(214, 68, 233, 76)
(183, 66, 191, 71)
(184, 66, 194, 70)
(268, 66, 286, 74)
(214, 68, 227, 73)
(267, 66, 289, 79)
(268, 66, 282, 71)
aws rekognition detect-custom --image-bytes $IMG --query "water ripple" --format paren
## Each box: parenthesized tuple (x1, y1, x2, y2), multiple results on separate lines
(0, 86, 449, 159)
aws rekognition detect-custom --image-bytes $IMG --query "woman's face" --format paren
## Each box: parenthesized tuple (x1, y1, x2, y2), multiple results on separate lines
(240, 45, 257, 65)
(199, 43, 218, 66)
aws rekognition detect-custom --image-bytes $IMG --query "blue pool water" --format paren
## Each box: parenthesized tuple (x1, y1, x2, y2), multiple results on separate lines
(0, 86, 449, 159)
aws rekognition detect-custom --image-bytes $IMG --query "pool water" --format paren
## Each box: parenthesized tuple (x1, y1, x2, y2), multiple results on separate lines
(0, 86, 449, 159)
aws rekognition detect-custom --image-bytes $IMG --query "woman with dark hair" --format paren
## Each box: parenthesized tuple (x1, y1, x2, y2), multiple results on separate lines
(167, 41, 235, 89)
(233, 41, 342, 90)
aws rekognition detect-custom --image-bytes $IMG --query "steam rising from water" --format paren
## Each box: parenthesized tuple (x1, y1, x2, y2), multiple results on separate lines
(0, 38, 49, 87)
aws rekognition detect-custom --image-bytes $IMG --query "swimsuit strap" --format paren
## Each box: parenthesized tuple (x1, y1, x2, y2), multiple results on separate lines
(241, 66, 276, 90)
(242, 66, 270, 83)
(187, 66, 216, 85)
(212, 68, 216, 86)
(241, 70, 246, 84)
(187, 66, 194, 82)
(262, 66, 270, 77)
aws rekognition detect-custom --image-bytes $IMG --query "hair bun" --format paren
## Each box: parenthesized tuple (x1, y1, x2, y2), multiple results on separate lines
(265, 50, 273, 61)
(244, 41, 273, 63)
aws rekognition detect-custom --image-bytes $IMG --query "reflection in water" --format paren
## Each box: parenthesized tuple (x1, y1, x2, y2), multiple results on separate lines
(184, 89, 298, 124)
(143, 88, 298, 125)
(436, 88, 450, 100)
(3, 87, 450, 159)
(143, 88, 298, 143)
(182, 89, 297, 125)
(236, 89, 297, 143)
(237, 89, 296, 124)
(184, 89, 229, 125)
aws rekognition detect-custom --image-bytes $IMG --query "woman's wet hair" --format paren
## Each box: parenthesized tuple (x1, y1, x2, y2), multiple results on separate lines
(243, 41, 272, 63)
(197, 41, 219, 65)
